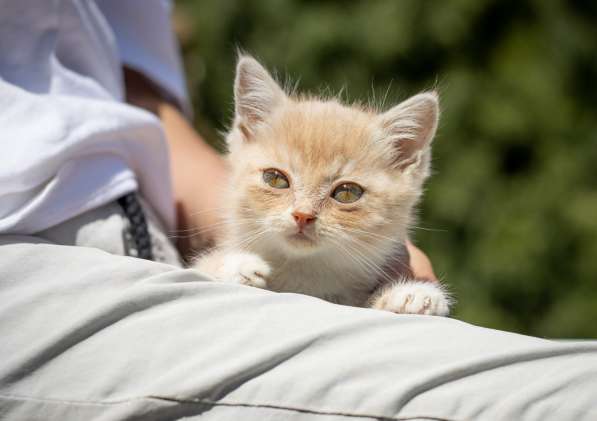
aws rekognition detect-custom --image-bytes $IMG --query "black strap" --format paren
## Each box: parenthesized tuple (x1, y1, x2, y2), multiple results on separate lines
(117, 193, 154, 260)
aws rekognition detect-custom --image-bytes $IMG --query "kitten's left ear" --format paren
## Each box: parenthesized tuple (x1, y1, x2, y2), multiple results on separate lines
(234, 55, 287, 140)
(377, 92, 439, 171)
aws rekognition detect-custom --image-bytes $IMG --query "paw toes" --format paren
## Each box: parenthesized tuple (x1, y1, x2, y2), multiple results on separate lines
(238, 272, 268, 289)
(375, 281, 451, 316)
(213, 252, 272, 289)
(234, 255, 271, 289)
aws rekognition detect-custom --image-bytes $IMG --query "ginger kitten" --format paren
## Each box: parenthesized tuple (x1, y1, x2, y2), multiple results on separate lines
(194, 55, 451, 316)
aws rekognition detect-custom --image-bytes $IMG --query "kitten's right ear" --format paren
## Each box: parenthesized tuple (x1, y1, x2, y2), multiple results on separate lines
(234, 55, 286, 140)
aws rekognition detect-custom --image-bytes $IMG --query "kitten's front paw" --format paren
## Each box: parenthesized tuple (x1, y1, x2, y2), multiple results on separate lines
(219, 252, 271, 289)
(372, 281, 451, 316)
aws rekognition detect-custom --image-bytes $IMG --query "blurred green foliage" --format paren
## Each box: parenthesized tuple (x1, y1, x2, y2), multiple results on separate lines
(175, 0, 597, 338)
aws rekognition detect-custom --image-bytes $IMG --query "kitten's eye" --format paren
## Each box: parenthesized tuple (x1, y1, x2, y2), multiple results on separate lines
(332, 183, 364, 203)
(263, 169, 290, 189)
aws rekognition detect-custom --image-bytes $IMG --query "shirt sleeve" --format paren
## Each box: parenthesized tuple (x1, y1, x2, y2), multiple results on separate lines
(95, 0, 192, 117)
(0, 0, 176, 234)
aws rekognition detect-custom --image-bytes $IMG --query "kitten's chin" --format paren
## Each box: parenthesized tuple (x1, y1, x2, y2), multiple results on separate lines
(283, 232, 319, 253)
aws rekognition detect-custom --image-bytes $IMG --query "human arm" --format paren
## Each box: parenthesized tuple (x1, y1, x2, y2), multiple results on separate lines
(124, 68, 227, 260)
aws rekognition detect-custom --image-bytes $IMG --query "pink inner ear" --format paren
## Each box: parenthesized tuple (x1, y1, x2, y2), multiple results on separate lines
(238, 121, 252, 141)
(233, 56, 286, 142)
(380, 93, 439, 170)
(395, 138, 425, 170)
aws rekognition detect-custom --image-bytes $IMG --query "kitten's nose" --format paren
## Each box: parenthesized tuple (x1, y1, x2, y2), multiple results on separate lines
(292, 211, 316, 231)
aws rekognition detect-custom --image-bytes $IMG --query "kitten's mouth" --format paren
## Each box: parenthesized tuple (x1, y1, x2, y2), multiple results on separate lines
(286, 232, 317, 247)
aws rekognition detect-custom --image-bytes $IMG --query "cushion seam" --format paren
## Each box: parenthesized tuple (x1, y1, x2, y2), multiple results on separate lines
(0, 393, 459, 421)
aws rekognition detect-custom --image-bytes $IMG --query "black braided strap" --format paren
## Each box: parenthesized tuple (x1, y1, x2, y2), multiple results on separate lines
(117, 192, 154, 260)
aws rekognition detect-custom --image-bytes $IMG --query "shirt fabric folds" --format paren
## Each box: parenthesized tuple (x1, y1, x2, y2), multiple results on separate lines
(0, 0, 189, 234)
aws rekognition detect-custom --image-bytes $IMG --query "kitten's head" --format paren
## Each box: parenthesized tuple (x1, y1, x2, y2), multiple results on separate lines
(224, 56, 439, 261)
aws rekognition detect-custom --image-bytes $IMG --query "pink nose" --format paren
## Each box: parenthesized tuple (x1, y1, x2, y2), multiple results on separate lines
(292, 211, 316, 231)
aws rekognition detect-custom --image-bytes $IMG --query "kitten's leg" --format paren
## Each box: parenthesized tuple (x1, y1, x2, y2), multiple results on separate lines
(193, 249, 271, 289)
(370, 279, 452, 316)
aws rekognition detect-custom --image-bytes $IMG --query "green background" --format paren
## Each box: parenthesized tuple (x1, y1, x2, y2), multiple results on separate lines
(174, 0, 597, 337)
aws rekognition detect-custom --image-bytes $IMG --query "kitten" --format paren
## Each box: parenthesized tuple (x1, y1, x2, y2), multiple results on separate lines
(194, 55, 451, 316)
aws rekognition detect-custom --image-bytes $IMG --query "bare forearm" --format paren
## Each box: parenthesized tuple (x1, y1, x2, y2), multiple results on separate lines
(158, 102, 228, 255)
(123, 67, 227, 259)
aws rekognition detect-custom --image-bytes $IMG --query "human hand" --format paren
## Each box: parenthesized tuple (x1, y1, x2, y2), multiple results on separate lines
(405, 239, 438, 281)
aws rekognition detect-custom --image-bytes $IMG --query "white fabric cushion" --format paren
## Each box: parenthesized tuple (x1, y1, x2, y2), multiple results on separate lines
(1, 235, 596, 420)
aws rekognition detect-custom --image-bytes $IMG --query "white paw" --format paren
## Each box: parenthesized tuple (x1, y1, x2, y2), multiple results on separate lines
(373, 281, 451, 316)
(218, 252, 271, 289)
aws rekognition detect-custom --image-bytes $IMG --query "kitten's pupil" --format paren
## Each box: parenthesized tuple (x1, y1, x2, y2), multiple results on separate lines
(332, 183, 363, 203)
(263, 169, 290, 189)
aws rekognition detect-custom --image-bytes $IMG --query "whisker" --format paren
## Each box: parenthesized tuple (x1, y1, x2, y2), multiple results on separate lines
(177, 205, 253, 222)
(328, 230, 397, 284)
(167, 218, 258, 239)
(238, 229, 270, 251)
(326, 237, 371, 278)
(410, 225, 447, 233)
(340, 227, 404, 243)
(348, 234, 412, 275)
(332, 227, 415, 275)
(221, 227, 269, 251)
(342, 241, 396, 284)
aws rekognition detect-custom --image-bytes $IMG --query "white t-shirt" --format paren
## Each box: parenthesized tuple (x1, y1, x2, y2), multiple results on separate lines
(0, 0, 189, 234)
